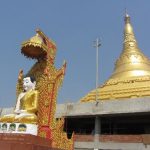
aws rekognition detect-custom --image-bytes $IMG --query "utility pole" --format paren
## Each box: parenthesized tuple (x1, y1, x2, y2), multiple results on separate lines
(93, 38, 101, 150)
(93, 38, 101, 105)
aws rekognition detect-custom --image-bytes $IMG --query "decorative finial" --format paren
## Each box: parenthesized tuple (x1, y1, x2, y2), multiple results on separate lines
(125, 8, 129, 17)
(125, 8, 127, 15)
(124, 9, 130, 23)
(36, 28, 41, 33)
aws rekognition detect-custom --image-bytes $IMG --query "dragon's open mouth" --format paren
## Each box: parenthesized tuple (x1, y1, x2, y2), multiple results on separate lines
(21, 33, 47, 59)
(21, 42, 47, 59)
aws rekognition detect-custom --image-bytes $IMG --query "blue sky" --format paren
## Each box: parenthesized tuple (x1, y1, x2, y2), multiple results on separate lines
(0, 0, 150, 107)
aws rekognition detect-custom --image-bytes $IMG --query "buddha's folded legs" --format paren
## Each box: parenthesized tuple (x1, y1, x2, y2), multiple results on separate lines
(14, 114, 37, 124)
(0, 114, 16, 123)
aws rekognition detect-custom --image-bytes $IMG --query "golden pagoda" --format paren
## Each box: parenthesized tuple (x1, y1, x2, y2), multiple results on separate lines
(81, 13, 150, 102)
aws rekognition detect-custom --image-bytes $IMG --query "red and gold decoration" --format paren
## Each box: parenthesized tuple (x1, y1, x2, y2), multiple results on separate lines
(17, 29, 73, 150)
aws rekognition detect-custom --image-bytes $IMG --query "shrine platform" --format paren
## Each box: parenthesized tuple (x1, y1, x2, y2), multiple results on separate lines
(0, 133, 62, 150)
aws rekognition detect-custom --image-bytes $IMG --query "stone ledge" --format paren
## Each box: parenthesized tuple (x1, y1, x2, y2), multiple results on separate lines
(56, 97, 150, 117)
(74, 134, 150, 144)
(75, 141, 150, 150)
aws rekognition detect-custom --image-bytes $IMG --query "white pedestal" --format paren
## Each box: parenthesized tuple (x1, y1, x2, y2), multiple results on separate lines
(0, 123, 38, 135)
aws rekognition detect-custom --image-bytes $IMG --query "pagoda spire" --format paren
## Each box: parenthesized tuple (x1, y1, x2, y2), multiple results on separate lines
(110, 13, 150, 79)
(123, 13, 139, 52)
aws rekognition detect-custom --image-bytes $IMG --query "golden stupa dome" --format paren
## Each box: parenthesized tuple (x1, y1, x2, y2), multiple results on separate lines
(21, 32, 47, 59)
(80, 13, 150, 102)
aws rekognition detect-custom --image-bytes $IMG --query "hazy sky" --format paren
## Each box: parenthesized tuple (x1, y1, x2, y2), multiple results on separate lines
(0, 0, 150, 107)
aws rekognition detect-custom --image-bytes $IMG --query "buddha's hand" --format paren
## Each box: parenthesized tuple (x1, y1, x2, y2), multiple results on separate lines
(14, 109, 20, 114)
(20, 110, 27, 113)
(18, 69, 23, 81)
(14, 109, 26, 114)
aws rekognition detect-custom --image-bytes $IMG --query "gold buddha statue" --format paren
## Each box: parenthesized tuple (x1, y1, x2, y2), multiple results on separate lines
(0, 71, 38, 124)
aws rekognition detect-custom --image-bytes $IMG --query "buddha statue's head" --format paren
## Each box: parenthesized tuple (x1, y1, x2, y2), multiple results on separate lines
(23, 76, 36, 92)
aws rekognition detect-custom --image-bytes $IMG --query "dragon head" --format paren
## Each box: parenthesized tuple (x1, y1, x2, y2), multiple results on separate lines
(21, 29, 56, 61)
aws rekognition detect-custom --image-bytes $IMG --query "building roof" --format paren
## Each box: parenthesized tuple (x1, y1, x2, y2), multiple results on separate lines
(56, 97, 150, 118)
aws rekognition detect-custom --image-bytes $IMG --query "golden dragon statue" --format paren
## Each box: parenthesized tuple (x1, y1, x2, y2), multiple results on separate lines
(16, 29, 74, 150)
